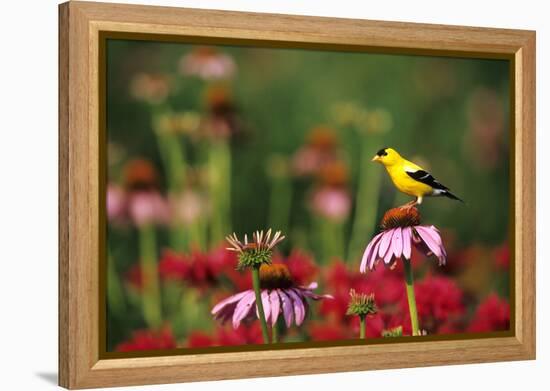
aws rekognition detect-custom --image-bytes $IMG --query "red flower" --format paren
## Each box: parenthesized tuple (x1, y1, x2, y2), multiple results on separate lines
(468, 293, 510, 332)
(309, 321, 349, 341)
(186, 324, 263, 348)
(115, 327, 176, 352)
(187, 331, 215, 348)
(124, 263, 144, 291)
(403, 275, 464, 330)
(216, 323, 263, 346)
(273, 249, 319, 286)
(493, 244, 510, 270)
(158, 247, 240, 290)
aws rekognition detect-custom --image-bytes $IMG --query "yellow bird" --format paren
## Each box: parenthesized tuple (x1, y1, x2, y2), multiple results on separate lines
(372, 147, 463, 206)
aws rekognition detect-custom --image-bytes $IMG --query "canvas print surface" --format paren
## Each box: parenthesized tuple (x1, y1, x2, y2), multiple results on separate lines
(105, 39, 511, 353)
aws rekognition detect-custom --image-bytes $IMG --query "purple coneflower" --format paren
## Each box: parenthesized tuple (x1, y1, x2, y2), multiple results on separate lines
(222, 230, 287, 343)
(360, 206, 447, 272)
(360, 207, 448, 336)
(212, 263, 332, 343)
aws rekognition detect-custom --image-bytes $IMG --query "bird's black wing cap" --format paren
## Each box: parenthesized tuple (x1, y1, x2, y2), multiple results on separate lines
(376, 148, 388, 157)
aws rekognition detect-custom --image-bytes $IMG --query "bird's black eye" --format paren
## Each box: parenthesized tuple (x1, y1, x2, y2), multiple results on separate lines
(376, 148, 388, 157)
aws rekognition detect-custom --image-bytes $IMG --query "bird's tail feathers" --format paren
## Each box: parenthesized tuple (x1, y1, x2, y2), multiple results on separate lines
(443, 190, 464, 203)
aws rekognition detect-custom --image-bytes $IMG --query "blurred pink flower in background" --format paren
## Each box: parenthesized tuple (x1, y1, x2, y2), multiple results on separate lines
(128, 191, 170, 227)
(130, 73, 171, 104)
(466, 87, 506, 169)
(311, 187, 352, 222)
(179, 47, 236, 80)
(107, 184, 127, 222)
(171, 189, 209, 225)
(468, 293, 510, 332)
(292, 126, 339, 177)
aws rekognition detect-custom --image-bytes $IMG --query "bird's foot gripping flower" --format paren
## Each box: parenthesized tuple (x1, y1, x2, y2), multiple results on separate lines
(226, 229, 285, 270)
(360, 206, 447, 272)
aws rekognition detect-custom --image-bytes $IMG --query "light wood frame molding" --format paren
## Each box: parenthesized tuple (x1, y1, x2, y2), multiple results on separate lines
(59, 1, 536, 389)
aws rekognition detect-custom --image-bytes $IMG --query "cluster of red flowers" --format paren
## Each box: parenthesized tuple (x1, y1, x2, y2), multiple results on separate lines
(117, 243, 510, 351)
(115, 327, 176, 352)
(187, 324, 263, 348)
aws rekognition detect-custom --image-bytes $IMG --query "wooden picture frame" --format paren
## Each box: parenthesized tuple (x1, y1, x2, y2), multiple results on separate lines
(59, 1, 536, 389)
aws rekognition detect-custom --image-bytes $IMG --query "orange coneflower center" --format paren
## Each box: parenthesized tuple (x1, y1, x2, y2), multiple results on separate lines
(259, 263, 294, 289)
(123, 159, 158, 191)
(380, 206, 421, 230)
(308, 126, 338, 151)
(318, 160, 349, 187)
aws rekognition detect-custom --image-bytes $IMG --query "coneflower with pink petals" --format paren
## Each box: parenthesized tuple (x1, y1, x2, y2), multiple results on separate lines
(360, 207, 448, 336)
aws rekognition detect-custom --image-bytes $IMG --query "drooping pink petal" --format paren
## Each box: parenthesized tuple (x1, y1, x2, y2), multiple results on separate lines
(257, 290, 271, 325)
(301, 287, 334, 300)
(415, 226, 443, 259)
(277, 290, 294, 327)
(232, 291, 256, 328)
(269, 290, 281, 326)
(212, 290, 250, 315)
(402, 227, 412, 260)
(287, 289, 306, 326)
(306, 282, 318, 290)
(368, 239, 382, 270)
(391, 227, 403, 259)
(360, 232, 384, 273)
(378, 230, 394, 259)
(213, 303, 237, 324)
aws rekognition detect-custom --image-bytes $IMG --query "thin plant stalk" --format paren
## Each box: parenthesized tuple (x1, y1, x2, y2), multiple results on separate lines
(359, 315, 366, 339)
(208, 140, 232, 244)
(251, 267, 270, 344)
(348, 135, 383, 262)
(318, 217, 345, 264)
(271, 322, 279, 343)
(268, 174, 292, 234)
(152, 105, 189, 252)
(138, 224, 162, 328)
(403, 259, 420, 336)
(106, 246, 126, 315)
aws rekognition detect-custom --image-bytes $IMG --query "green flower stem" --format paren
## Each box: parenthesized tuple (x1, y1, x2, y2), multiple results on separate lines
(359, 315, 366, 339)
(106, 246, 126, 315)
(271, 322, 279, 343)
(318, 217, 345, 264)
(268, 174, 292, 234)
(348, 135, 382, 262)
(138, 224, 162, 328)
(151, 105, 188, 252)
(170, 223, 188, 253)
(403, 259, 420, 336)
(208, 140, 232, 244)
(251, 267, 270, 344)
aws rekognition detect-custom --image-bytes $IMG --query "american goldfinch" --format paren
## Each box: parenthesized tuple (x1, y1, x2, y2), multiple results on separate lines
(372, 147, 463, 206)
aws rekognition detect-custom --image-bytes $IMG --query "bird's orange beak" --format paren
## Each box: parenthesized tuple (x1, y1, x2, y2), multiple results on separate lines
(371, 155, 380, 162)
